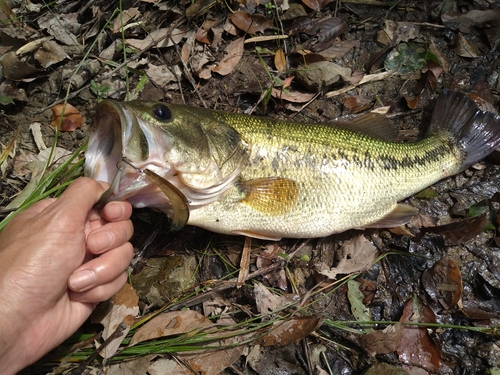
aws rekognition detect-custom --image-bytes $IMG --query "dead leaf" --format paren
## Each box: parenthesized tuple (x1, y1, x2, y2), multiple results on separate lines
(126, 27, 187, 50)
(301, 0, 332, 10)
(195, 28, 211, 44)
(343, 95, 372, 114)
(51, 103, 82, 131)
(422, 213, 488, 246)
(129, 310, 213, 346)
(254, 282, 289, 314)
(112, 7, 141, 33)
(271, 88, 316, 103)
(98, 283, 139, 359)
(259, 315, 323, 347)
(454, 34, 480, 58)
(274, 47, 286, 72)
(377, 20, 420, 45)
(441, 9, 500, 34)
(397, 296, 441, 373)
(230, 11, 273, 34)
(212, 37, 244, 76)
(34, 40, 69, 68)
(422, 257, 463, 310)
(318, 235, 377, 280)
(0, 51, 40, 81)
(359, 323, 404, 356)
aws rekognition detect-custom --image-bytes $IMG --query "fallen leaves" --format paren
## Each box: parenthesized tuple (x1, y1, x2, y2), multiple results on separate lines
(319, 235, 377, 280)
(51, 103, 82, 131)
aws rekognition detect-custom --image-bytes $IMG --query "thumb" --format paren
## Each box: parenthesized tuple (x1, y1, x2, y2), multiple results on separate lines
(44, 178, 109, 221)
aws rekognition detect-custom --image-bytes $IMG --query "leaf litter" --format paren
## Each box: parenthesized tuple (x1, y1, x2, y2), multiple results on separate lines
(2, 0, 500, 374)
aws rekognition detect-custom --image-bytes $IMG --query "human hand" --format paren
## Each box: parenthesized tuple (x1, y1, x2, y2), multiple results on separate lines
(0, 178, 134, 375)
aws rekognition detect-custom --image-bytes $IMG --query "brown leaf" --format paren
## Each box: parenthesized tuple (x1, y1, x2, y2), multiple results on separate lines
(274, 47, 286, 72)
(397, 296, 441, 373)
(51, 103, 82, 131)
(271, 88, 316, 103)
(422, 257, 463, 310)
(195, 28, 211, 44)
(230, 11, 273, 34)
(318, 235, 377, 280)
(259, 315, 323, 347)
(422, 213, 488, 246)
(212, 37, 244, 76)
(129, 310, 213, 346)
(359, 323, 404, 356)
(98, 283, 139, 359)
(301, 0, 332, 10)
(343, 95, 372, 114)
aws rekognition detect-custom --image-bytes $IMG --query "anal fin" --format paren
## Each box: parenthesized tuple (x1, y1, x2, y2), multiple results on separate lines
(365, 204, 419, 229)
(233, 230, 282, 241)
(238, 177, 300, 216)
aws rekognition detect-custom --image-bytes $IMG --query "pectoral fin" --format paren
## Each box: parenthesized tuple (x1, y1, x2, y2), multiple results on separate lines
(365, 204, 418, 228)
(144, 169, 190, 232)
(238, 177, 300, 215)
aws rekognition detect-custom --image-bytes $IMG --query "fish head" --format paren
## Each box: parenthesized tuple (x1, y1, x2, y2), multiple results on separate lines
(84, 100, 247, 212)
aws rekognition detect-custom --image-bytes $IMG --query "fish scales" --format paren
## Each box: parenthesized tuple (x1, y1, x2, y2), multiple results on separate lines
(84, 90, 500, 239)
(189, 112, 459, 238)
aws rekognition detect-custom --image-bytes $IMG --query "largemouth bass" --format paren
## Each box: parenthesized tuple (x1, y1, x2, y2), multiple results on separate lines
(84, 90, 500, 240)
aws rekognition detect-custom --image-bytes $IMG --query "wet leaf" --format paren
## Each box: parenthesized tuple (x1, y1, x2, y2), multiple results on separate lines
(441, 9, 500, 34)
(259, 315, 322, 347)
(397, 296, 441, 372)
(347, 279, 373, 332)
(212, 37, 244, 76)
(422, 213, 488, 246)
(318, 235, 377, 280)
(230, 11, 273, 34)
(129, 310, 213, 346)
(51, 103, 82, 131)
(415, 187, 438, 199)
(384, 43, 429, 74)
(422, 257, 463, 310)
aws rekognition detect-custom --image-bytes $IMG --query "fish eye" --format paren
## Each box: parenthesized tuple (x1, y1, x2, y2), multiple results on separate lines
(152, 104, 171, 121)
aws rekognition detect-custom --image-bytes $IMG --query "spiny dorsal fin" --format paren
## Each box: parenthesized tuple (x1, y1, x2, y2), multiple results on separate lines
(330, 112, 397, 141)
(365, 204, 419, 229)
(238, 177, 300, 215)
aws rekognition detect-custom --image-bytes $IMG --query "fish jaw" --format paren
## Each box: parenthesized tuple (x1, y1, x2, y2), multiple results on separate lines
(84, 100, 176, 211)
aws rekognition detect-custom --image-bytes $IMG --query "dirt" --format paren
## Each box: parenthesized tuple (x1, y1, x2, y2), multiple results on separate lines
(2, 0, 500, 374)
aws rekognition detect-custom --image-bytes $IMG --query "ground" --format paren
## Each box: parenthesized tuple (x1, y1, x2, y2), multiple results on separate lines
(1, 0, 500, 374)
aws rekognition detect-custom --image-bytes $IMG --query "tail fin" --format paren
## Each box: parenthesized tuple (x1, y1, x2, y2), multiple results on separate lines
(427, 89, 500, 172)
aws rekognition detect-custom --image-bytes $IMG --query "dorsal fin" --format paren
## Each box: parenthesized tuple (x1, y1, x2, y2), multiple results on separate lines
(330, 112, 397, 141)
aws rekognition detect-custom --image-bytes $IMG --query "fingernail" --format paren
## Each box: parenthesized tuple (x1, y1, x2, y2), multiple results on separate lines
(69, 270, 97, 292)
(107, 201, 126, 219)
(89, 231, 114, 252)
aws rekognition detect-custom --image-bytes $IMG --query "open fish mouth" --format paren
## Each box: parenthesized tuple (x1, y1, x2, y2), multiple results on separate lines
(84, 100, 179, 212)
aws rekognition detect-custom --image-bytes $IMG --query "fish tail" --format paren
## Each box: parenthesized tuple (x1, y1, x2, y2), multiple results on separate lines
(427, 89, 500, 172)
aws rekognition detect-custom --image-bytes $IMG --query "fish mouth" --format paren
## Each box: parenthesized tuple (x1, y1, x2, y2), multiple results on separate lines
(84, 100, 173, 210)
(84, 100, 124, 184)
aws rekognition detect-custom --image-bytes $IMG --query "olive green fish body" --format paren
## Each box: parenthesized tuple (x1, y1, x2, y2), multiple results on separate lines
(85, 90, 500, 239)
